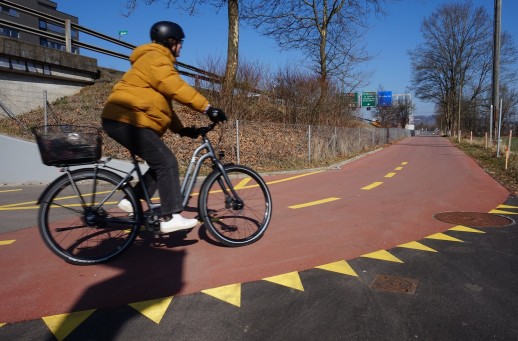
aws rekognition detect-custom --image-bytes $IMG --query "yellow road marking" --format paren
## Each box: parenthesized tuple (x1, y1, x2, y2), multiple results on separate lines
(394, 166, 403, 170)
(449, 225, 485, 233)
(425, 233, 463, 242)
(0, 189, 22, 193)
(42, 309, 96, 341)
(315, 260, 358, 277)
(385, 172, 396, 178)
(497, 204, 518, 209)
(233, 178, 252, 190)
(489, 209, 518, 215)
(266, 171, 323, 185)
(397, 241, 437, 252)
(362, 182, 383, 190)
(0, 240, 16, 246)
(202, 283, 241, 307)
(401, 162, 408, 165)
(361, 250, 404, 263)
(289, 197, 340, 209)
(129, 297, 173, 324)
(263, 271, 304, 291)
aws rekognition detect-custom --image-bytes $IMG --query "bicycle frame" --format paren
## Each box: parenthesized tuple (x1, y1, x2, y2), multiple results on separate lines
(180, 132, 242, 209)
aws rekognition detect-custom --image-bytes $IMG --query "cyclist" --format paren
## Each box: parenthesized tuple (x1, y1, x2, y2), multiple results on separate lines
(101, 20, 227, 234)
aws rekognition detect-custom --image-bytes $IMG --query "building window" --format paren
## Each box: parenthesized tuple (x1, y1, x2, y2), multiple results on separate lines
(39, 37, 78, 53)
(0, 25, 20, 38)
(0, 5, 19, 17)
(39, 19, 78, 39)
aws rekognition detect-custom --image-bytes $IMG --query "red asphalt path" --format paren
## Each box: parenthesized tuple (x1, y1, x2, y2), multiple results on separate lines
(0, 136, 510, 323)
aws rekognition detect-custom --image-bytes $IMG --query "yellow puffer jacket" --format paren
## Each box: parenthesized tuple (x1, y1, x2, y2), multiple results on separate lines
(101, 43, 209, 136)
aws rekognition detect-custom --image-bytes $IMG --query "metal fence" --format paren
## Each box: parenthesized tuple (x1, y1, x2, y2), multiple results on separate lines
(0, 86, 411, 173)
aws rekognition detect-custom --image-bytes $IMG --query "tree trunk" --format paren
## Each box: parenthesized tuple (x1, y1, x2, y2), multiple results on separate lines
(222, 0, 239, 114)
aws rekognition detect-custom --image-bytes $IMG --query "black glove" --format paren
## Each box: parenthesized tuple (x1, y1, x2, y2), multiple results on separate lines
(178, 126, 199, 139)
(206, 107, 227, 123)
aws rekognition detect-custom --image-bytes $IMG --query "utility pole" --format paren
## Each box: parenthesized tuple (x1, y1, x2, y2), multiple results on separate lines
(491, 0, 501, 140)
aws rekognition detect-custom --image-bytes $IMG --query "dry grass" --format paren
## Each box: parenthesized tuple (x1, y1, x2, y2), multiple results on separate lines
(453, 138, 518, 195)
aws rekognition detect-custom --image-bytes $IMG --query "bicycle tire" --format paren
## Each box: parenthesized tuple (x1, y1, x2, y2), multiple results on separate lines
(198, 164, 272, 246)
(38, 168, 141, 265)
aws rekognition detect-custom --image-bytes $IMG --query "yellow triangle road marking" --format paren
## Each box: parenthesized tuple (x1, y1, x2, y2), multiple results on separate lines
(42, 309, 96, 341)
(497, 204, 518, 209)
(425, 233, 463, 242)
(128, 296, 173, 324)
(0, 240, 15, 246)
(489, 209, 518, 215)
(202, 283, 241, 307)
(361, 250, 403, 263)
(449, 225, 485, 233)
(263, 271, 304, 291)
(397, 241, 437, 252)
(315, 260, 358, 277)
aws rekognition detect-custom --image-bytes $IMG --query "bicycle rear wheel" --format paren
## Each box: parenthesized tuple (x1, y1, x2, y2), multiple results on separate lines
(199, 164, 272, 246)
(38, 168, 141, 265)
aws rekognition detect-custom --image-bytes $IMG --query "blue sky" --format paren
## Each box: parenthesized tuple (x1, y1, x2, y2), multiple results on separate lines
(57, 0, 518, 117)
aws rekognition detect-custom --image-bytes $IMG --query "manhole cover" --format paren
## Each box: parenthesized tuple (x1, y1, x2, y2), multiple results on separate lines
(434, 212, 513, 227)
(370, 274, 418, 295)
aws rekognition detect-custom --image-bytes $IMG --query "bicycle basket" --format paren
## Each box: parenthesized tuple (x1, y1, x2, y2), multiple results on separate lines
(32, 125, 102, 166)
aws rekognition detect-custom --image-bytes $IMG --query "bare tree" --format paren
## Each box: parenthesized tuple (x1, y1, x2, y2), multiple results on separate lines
(123, 0, 239, 113)
(409, 2, 517, 135)
(242, 0, 387, 115)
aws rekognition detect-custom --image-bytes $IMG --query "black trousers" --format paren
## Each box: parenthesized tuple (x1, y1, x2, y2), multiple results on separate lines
(102, 119, 183, 215)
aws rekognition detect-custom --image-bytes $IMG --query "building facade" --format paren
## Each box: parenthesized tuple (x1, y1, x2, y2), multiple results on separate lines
(0, 0, 78, 53)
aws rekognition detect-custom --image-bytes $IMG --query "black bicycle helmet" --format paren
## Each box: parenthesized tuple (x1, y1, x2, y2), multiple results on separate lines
(150, 21, 185, 47)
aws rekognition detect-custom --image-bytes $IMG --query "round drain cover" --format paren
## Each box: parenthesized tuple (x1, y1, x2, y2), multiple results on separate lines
(434, 211, 513, 227)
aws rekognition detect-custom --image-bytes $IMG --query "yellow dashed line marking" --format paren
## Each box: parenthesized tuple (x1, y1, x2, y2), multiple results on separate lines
(401, 162, 408, 165)
(128, 296, 173, 324)
(449, 225, 485, 233)
(315, 260, 358, 277)
(202, 283, 241, 307)
(397, 241, 437, 252)
(263, 271, 304, 291)
(0, 189, 22, 193)
(362, 182, 383, 190)
(394, 166, 403, 171)
(385, 172, 396, 178)
(233, 178, 252, 190)
(0, 240, 16, 246)
(289, 197, 340, 209)
(266, 171, 323, 185)
(425, 233, 463, 242)
(361, 250, 404, 263)
(42, 309, 96, 341)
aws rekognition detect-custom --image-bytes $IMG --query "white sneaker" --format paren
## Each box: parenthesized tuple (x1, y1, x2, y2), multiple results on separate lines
(117, 198, 133, 213)
(160, 214, 199, 233)
(118, 199, 161, 213)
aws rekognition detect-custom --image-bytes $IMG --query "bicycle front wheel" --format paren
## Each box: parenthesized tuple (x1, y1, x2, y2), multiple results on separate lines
(38, 168, 141, 265)
(199, 164, 272, 246)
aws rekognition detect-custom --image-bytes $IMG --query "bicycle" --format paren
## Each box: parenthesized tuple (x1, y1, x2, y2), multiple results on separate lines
(32, 122, 272, 265)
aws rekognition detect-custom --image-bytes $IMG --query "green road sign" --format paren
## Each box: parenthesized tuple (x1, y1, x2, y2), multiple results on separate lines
(118, 30, 128, 36)
(345, 93, 359, 108)
(361, 92, 376, 107)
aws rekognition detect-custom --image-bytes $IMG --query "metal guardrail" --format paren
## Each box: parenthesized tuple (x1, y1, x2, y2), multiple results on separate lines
(0, 0, 223, 83)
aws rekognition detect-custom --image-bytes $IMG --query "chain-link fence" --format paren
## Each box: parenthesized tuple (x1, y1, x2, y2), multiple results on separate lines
(0, 86, 411, 173)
